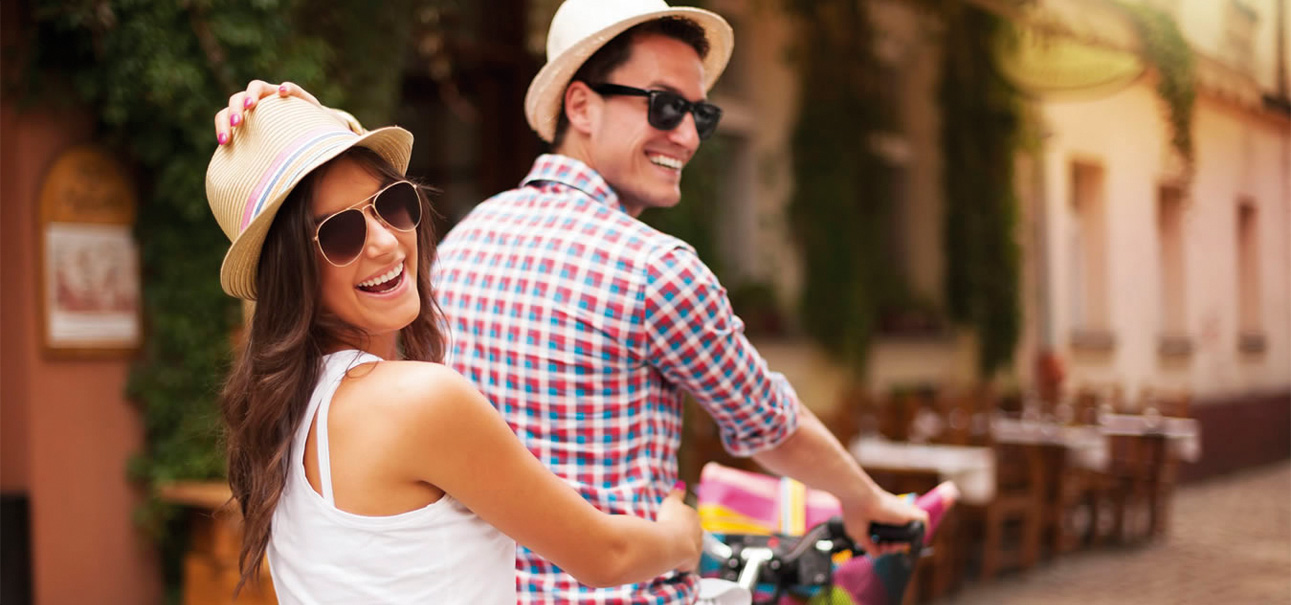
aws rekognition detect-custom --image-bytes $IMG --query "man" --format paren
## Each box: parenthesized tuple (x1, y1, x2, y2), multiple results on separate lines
(215, 1, 925, 602)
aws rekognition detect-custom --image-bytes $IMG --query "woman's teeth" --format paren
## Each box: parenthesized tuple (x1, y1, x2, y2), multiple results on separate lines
(358, 264, 403, 291)
(649, 154, 683, 170)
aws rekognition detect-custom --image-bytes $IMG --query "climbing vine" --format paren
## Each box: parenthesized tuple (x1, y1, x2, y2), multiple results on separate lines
(28, 0, 426, 597)
(1118, 0, 1196, 174)
(784, 0, 898, 372)
(940, 4, 1024, 378)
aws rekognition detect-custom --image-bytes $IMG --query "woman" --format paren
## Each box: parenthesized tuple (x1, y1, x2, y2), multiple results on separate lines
(205, 95, 701, 603)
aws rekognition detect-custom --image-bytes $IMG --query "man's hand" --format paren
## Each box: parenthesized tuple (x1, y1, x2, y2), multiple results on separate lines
(213, 80, 321, 146)
(843, 487, 929, 557)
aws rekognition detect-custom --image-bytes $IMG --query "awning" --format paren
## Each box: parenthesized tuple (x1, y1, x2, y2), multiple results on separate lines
(969, 0, 1271, 110)
(967, 0, 1147, 97)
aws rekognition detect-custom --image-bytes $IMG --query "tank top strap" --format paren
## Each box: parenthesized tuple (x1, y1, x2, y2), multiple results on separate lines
(313, 349, 384, 505)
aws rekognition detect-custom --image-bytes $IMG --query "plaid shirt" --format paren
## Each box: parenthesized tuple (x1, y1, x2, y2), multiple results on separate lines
(434, 154, 801, 604)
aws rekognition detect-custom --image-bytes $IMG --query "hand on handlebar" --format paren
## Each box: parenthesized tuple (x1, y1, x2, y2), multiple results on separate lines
(656, 483, 703, 573)
(844, 488, 929, 557)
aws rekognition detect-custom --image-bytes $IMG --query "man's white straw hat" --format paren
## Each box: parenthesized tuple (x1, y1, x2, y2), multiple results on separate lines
(205, 95, 413, 300)
(524, 0, 734, 143)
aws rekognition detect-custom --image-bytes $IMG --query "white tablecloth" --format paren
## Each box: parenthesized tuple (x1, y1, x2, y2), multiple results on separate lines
(991, 417, 1110, 470)
(1100, 413, 1202, 462)
(849, 436, 996, 505)
(991, 414, 1202, 471)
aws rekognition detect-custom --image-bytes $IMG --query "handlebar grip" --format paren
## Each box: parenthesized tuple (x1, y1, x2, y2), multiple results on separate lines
(868, 520, 924, 545)
(826, 517, 925, 548)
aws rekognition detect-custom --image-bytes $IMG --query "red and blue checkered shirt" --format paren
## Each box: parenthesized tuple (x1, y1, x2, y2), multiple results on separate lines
(433, 154, 802, 604)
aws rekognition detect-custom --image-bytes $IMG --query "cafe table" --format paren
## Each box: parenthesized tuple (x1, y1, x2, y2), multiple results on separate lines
(848, 435, 996, 505)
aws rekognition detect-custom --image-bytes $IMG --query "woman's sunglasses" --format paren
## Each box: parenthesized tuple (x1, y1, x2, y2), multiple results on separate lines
(313, 180, 422, 267)
(589, 83, 723, 140)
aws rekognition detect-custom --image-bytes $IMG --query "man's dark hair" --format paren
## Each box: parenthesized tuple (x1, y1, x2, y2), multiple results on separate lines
(551, 17, 710, 148)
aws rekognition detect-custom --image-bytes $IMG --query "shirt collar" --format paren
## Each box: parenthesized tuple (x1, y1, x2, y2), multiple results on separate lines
(521, 154, 623, 212)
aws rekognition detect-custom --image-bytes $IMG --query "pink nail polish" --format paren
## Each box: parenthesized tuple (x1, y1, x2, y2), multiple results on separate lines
(278, 84, 288, 94)
(673, 480, 686, 492)
(217, 132, 228, 145)
(243, 97, 254, 109)
(230, 113, 241, 127)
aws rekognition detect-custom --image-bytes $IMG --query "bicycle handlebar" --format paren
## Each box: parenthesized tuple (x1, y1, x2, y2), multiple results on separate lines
(703, 516, 926, 600)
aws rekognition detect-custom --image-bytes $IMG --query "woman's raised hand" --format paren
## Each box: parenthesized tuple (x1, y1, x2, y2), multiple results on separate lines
(655, 482, 703, 573)
(214, 80, 321, 145)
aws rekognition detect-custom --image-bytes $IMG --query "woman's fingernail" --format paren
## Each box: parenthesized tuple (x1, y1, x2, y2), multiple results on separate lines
(217, 132, 229, 145)
(243, 96, 254, 109)
(673, 481, 686, 492)
(230, 113, 241, 127)
(278, 84, 288, 94)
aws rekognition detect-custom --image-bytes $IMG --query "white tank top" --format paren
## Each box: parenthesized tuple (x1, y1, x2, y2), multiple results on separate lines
(267, 350, 517, 604)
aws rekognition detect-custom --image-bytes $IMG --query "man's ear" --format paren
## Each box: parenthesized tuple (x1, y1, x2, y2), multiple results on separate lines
(563, 81, 598, 137)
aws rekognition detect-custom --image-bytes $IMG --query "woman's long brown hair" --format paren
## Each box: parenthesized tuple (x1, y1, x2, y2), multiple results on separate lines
(221, 147, 446, 593)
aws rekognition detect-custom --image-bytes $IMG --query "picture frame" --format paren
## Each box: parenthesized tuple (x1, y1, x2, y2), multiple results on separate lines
(37, 146, 142, 357)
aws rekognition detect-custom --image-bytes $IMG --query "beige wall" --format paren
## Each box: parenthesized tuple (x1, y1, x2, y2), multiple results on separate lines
(726, 0, 1289, 404)
(1038, 80, 1290, 400)
(1172, 0, 1289, 92)
(1034, 0, 1291, 401)
(0, 100, 162, 604)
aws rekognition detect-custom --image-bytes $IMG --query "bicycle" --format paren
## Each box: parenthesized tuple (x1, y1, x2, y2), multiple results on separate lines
(700, 518, 925, 605)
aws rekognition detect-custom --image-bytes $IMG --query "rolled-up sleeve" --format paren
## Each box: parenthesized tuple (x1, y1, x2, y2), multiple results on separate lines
(641, 245, 800, 457)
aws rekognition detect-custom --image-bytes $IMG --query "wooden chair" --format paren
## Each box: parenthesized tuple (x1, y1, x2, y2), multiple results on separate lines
(1107, 432, 1172, 541)
(1040, 389, 1121, 555)
(157, 482, 277, 605)
(928, 388, 1043, 582)
(975, 440, 1046, 580)
(831, 390, 964, 603)
(865, 468, 961, 605)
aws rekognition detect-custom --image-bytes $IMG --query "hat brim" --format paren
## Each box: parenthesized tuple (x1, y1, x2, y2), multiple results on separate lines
(524, 7, 733, 143)
(218, 126, 413, 300)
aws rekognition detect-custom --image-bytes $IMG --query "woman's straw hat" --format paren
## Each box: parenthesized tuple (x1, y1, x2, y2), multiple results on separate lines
(205, 96, 412, 300)
(524, 0, 733, 143)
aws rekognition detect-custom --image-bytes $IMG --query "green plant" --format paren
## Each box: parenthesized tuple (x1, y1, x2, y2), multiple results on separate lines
(640, 133, 728, 277)
(1118, 1, 1196, 174)
(940, 5, 1024, 378)
(27, 0, 425, 598)
(783, 0, 899, 373)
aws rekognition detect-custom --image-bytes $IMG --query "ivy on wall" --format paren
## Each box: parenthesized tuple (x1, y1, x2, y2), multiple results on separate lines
(940, 5, 1024, 378)
(783, 0, 897, 373)
(28, 0, 423, 597)
(781, 0, 1025, 379)
(641, 135, 728, 279)
(1118, 0, 1196, 174)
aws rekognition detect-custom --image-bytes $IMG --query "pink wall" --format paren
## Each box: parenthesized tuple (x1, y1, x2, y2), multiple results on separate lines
(2, 101, 31, 492)
(0, 99, 162, 603)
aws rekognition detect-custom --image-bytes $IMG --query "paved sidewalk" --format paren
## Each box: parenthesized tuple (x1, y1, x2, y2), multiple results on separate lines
(941, 461, 1291, 605)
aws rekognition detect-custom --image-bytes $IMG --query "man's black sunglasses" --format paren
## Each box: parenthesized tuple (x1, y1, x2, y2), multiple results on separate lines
(588, 83, 723, 140)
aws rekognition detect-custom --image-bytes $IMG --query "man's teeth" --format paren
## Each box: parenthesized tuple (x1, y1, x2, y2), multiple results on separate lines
(649, 155, 683, 170)
(359, 264, 403, 288)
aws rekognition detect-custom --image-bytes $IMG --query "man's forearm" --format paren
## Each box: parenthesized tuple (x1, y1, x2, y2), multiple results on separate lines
(750, 405, 881, 511)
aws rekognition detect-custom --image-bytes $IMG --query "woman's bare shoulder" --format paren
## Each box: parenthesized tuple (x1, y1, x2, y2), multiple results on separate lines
(341, 360, 491, 424)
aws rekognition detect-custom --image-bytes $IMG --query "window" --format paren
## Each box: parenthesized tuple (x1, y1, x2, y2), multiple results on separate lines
(1157, 185, 1190, 357)
(1069, 163, 1114, 351)
(1236, 200, 1265, 354)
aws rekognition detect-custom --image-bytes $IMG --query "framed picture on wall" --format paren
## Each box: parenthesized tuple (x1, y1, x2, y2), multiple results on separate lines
(37, 146, 142, 357)
(43, 223, 142, 352)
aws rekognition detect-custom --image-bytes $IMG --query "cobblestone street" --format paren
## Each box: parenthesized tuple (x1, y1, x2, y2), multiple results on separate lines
(940, 461, 1291, 604)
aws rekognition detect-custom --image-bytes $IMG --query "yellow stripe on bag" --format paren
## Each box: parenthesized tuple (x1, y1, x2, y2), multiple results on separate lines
(697, 504, 775, 535)
(778, 477, 807, 535)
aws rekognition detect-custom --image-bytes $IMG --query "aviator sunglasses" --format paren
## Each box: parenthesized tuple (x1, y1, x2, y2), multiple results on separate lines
(313, 180, 422, 267)
(588, 83, 723, 140)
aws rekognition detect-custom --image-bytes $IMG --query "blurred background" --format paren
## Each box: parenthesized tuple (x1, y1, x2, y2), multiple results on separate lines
(1, 0, 1287, 603)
